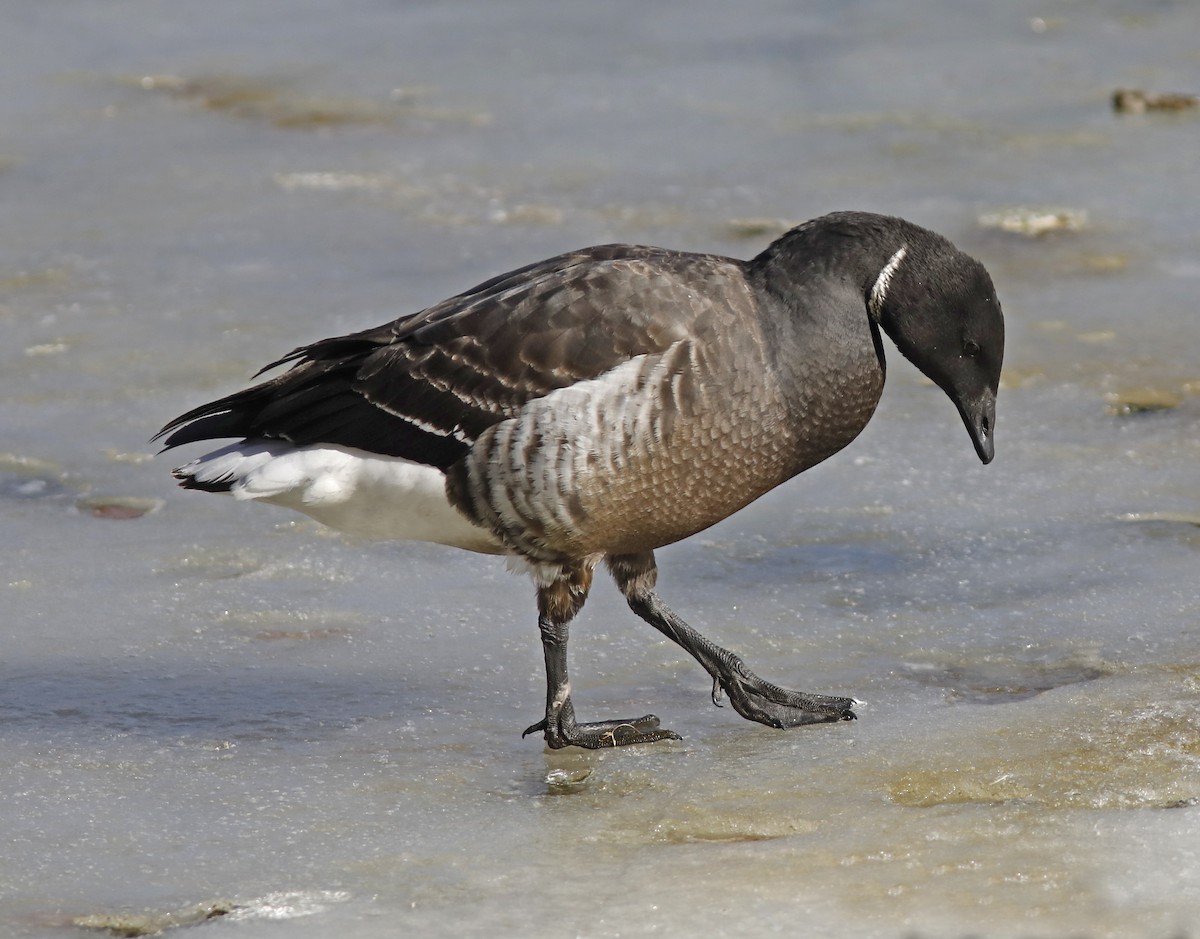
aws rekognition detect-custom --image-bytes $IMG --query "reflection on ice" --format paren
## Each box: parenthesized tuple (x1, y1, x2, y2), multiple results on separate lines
(900, 651, 1111, 704)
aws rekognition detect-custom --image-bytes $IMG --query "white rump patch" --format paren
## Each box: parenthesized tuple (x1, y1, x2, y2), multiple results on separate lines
(175, 441, 503, 553)
(868, 245, 908, 320)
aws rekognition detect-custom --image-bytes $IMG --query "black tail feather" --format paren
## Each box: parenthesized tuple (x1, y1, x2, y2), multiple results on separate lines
(171, 465, 236, 493)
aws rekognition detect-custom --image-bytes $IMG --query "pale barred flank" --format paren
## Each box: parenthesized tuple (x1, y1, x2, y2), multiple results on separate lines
(450, 347, 698, 560)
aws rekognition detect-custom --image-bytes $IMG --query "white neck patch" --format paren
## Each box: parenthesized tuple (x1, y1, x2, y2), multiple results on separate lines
(868, 245, 908, 320)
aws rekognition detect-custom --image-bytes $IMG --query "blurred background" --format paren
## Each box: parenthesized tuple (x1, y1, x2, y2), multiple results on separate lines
(2, 3, 1199, 937)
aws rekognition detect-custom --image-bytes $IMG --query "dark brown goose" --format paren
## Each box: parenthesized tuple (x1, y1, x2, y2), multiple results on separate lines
(157, 211, 1004, 748)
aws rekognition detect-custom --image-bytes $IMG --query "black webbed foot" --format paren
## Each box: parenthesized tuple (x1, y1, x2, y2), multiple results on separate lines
(712, 669, 856, 727)
(523, 709, 682, 749)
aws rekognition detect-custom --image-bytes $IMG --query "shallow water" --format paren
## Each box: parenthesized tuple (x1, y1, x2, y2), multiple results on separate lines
(3, 2, 1200, 937)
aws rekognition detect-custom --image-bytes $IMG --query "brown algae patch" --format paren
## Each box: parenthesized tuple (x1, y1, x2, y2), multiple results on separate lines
(1105, 386, 1184, 415)
(77, 496, 164, 519)
(650, 798, 821, 844)
(129, 74, 490, 129)
(136, 73, 377, 127)
(74, 901, 235, 936)
(1079, 253, 1129, 273)
(72, 891, 349, 935)
(978, 206, 1088, 237)
(0, 452, 64, 479)
(885, 666, 1200, 810)
(1112, 88, 1200, 114)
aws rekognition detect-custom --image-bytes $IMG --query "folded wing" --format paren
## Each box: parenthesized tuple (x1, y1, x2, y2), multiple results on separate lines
(156, 245, 748, 472)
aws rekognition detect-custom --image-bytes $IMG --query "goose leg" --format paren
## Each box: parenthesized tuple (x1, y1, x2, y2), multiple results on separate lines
(522, 561, 682, 749)
(607, 553, 856, 728)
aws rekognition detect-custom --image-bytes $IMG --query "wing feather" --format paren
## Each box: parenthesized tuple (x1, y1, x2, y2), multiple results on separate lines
(157, 245, 752, 471)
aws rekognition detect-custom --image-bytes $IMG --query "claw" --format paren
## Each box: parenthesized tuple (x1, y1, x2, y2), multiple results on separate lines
(711, 677, 725, 707)
(521, 719, 548, 738)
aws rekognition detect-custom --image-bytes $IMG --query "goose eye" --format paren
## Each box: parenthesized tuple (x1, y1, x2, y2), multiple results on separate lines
(963, 339, 980, 357)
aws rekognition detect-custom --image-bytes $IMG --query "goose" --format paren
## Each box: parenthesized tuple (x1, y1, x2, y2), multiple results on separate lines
(157, 211, 1004, 748)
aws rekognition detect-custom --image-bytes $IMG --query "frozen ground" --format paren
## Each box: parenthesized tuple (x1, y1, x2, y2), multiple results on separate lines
(2, 2, 1200, 937)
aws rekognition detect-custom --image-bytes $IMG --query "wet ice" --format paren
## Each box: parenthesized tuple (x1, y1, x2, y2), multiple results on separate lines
(3, 2, 1200, 937)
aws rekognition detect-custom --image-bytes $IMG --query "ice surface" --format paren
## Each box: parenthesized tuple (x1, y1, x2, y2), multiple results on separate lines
(3, 2, 1200, 937)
